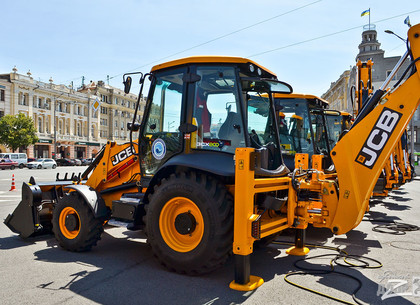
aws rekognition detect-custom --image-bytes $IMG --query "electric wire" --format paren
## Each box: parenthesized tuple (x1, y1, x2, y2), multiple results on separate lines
(62, 8, 420, 86)
(248, 9, 420, 58)
(273, 241, 382, 305)
(363, 217, 420, 235)
(106, 0, 323, 81)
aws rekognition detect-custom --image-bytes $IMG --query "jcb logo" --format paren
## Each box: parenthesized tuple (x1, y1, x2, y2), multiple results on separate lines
(111, 146, 134, 166)
(356, 108, 402, 169)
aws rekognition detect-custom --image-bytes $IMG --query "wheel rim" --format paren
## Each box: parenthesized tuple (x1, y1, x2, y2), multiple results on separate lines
(59, 207, 81, 239)
(159, 197, 204, 252)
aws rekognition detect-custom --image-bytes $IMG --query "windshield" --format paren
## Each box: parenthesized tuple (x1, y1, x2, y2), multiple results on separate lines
(325, 114, 343, 147)
(191, 66, 243, 153)
(274, 98, 313, 156)
(309, 107, 329, 154)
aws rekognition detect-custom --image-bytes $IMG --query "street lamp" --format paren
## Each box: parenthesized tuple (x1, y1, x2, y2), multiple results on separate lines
(168, 121, 175, 132)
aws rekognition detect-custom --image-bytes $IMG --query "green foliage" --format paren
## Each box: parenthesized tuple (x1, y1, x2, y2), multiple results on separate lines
(0, 113, 39, 152)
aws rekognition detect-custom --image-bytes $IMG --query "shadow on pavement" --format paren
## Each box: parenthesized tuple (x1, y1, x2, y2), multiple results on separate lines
(0, 233, 52, 250)
(28, 225, 416, 305)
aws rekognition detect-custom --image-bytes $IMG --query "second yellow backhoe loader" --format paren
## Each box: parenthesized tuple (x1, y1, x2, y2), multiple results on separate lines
(4, 22, 420, 293)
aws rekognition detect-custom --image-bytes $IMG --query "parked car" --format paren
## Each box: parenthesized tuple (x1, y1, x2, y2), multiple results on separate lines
(72, 159, 82, 166)
(26, 158, 57, 169)
(81, 158, 93, 165)
(0, 153, 27, 168)
(0, 158, 18, 170)
(55, 158, 75, 166)
(27, 157, 37, 163)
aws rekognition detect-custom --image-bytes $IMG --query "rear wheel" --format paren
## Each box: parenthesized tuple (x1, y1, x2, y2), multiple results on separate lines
(10, 165, 15, 170)
(52, 164, 57, 169)
(19, 164, 24, 169)
(145, 171, 233, 274)
(52, 192, 103, 252)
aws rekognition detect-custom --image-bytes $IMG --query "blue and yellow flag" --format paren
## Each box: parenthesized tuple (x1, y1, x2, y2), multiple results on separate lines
(361, 9, 370, 17)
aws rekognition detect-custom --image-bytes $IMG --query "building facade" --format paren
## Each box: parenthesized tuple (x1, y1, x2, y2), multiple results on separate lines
(322, 24, 420, 151)
(0, 68, 146, 159)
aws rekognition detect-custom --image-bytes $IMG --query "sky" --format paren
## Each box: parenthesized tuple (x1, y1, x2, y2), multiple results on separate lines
(1, 0, 419, 97)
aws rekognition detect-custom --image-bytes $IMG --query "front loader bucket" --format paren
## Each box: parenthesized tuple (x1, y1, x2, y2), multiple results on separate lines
(4, 182, 43, 238)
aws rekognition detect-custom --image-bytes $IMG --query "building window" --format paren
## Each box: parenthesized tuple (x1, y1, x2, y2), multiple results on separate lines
(101, 94, 109, 104)
(59, 120, 63, 134)
(386, 70, 397, 81)
(100, 106, 108, 114)
(19, 93, 28, 106)
(77, 122, 82, 136)
(0, 89, 5, 101)
(38, 118, 43, 133)
(100, 118, 108, 126)
(115, 98, 118, 105)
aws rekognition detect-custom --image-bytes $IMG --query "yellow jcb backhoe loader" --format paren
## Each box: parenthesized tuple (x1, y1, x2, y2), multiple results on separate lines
(4, 24, 420, 292)
(230, 23, 420, 290)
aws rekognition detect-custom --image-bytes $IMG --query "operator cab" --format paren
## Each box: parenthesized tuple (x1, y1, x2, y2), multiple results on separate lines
(126, 56, 293, 183)
(273, 94, 330, 170)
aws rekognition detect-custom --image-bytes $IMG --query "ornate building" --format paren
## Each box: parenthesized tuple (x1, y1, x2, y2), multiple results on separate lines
(0, 68, 146, 159)
(322, 24, 419, 151)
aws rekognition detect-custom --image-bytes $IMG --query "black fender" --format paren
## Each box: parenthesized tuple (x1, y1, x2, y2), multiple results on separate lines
(163, 151, 235, 177)
(144, 151, 235, 201)
(64, 185, 108, 218)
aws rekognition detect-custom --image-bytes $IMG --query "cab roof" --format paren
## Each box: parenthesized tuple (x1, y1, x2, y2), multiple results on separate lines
(151, 55, 277, 78)
(273, 92, 329, 107)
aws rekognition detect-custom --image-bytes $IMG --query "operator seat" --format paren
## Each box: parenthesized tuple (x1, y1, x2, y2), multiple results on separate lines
(218, 112, 242, 149)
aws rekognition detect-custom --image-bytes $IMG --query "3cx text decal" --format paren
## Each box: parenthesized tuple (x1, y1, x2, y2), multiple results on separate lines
(152, 138, 166, 160)
(355, 107, 402, 169)
(111, 146, 135, 166)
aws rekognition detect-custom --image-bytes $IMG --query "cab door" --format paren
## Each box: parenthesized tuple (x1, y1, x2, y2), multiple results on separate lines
(140, 68, 186, 176)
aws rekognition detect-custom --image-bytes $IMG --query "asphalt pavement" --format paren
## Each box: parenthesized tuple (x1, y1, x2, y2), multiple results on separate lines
(0, 166, 419, 305)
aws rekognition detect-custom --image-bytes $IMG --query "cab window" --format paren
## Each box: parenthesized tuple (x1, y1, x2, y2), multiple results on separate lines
(191, 66, 244, 153)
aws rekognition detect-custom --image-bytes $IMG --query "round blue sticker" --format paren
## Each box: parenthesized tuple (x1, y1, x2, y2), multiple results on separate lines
(152, 138, 166, 160)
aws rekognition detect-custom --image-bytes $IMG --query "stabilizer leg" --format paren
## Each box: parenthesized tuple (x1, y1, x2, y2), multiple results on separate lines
(286, 228, 309, 256)
(229, 254, 264, 291)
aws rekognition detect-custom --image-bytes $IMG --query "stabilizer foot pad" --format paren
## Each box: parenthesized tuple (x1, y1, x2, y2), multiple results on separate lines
(286, 246, 310, 256)
(229, 275, 264, 291)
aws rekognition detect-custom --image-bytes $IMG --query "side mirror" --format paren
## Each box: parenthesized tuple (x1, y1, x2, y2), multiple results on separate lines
(123, 76, 132, 94)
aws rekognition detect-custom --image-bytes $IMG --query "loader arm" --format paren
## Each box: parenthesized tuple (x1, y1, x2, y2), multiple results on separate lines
(328, 24, 420, 234)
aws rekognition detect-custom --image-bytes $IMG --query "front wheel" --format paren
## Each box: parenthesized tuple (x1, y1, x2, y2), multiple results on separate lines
(37, 165, 42, 169)
(10, 165, 15, 170)
(52, 192, 103, 252)
(145, 171, 233, 275)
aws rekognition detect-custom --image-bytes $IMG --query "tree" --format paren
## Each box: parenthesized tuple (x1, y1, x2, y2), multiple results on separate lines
(0, 113, 39, 152)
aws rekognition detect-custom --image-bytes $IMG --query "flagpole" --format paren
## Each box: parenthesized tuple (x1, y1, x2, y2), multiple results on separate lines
(369, 8, 371, 29)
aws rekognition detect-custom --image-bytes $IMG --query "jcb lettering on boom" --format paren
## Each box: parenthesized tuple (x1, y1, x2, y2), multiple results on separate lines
(111, 146, 134, 166)
(356, 108, 402, 169)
